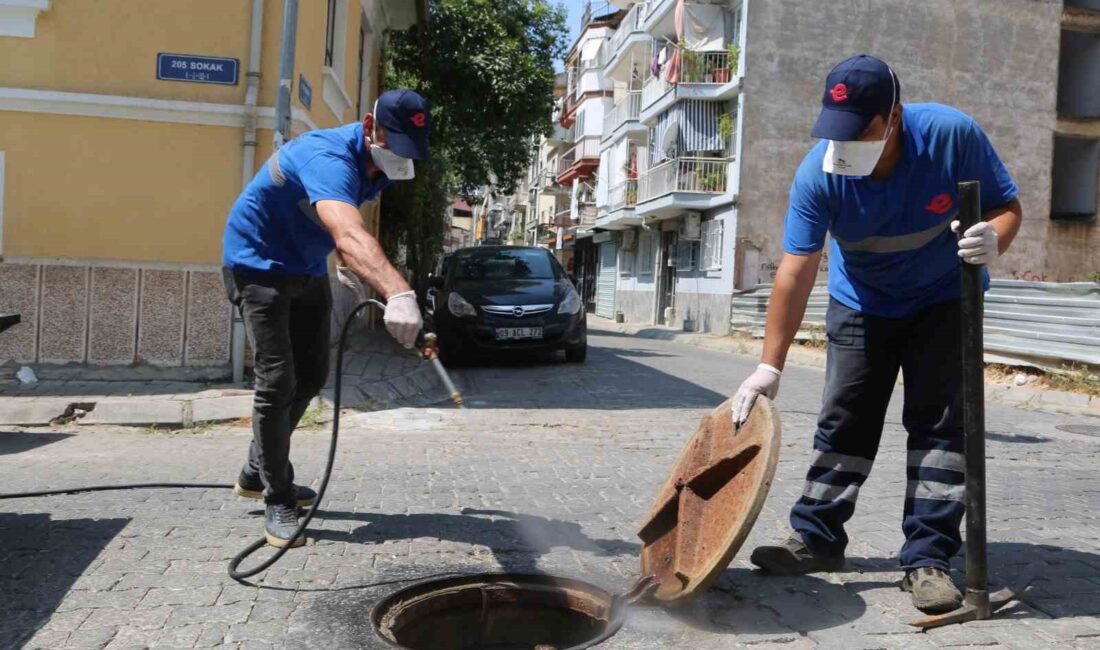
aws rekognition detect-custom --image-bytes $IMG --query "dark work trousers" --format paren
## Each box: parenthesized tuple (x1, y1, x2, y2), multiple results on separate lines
(223, 268, 331, 506)
(789, 298, 966, 571)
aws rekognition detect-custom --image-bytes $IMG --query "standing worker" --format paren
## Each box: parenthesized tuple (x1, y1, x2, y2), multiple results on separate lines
(733, 55, 1022, 614)
(222, 89, 431, 548)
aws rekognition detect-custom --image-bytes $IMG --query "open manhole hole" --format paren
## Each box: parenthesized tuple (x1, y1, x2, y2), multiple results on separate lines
(371, 573, 624, 650)
(371, 398, 781, 649)
(1056, 424, 1100, 438)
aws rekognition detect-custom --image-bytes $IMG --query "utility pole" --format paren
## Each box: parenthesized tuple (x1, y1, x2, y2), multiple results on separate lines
(273, 0, 299, 149)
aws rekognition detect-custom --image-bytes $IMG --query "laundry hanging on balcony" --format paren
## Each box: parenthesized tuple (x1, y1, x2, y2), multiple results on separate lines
(682, 3, 727, 51)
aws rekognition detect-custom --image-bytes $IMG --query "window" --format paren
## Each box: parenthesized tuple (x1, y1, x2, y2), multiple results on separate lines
(674, 240, 698, 271)
(702, 218, 724, 270)
(1051, 136, 1099, 222)
(638, 231, 655, 274)
(324, 0, 338, 67)
(619, 247, 635, 275)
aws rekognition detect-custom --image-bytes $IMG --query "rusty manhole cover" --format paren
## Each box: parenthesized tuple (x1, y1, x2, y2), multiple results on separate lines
(371, 573, 623, 650)
(1056, 424, 1100, 438)
(639, 396, 782, 605)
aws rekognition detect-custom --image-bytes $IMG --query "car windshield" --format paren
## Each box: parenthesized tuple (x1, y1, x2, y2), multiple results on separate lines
(451, 249, 558, 282)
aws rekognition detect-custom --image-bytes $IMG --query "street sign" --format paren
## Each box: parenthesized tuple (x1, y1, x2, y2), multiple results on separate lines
(298, 74, 312, 110)
(157, 53, 239, 85)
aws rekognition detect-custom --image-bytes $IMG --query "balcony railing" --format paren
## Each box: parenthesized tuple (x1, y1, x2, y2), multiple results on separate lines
(638, 157, 728, 202)
(679, 50, 734, 84)
(554, 208, 573, 227)
(557, 137, 601, 176)
(602, 91, 642, 139)
(609, 179, 639, 212)
(642, 74, 672, 109)
(577, 203, 598, 228)
(608, 2, 647, 55)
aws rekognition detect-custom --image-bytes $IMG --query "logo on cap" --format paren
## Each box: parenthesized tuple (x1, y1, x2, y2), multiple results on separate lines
(925, 193, 954, 215)
(410, 112, 427, 128)
(830, 83, 849, 103)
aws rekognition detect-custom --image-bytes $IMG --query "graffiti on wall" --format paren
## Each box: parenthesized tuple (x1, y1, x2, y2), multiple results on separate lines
(1012, 269, 1048, 282)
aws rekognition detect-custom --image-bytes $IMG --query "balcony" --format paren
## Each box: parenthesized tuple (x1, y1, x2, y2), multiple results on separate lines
(604, 2, 649, 81)
(639, 48, 742, 124)
(556, 137, 601, 184)
(636, 156, 732, 219)
(547, 123, 575, 145)
(554, 208, 574, 227)
(596, 179, 643, 230)
(602, 91, 645, 144)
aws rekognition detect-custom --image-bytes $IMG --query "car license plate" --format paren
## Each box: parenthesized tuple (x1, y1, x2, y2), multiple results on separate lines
(495, 327, 543, 341)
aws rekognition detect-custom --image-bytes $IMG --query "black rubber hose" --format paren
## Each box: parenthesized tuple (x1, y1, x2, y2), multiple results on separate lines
(0, 298, 388, 584)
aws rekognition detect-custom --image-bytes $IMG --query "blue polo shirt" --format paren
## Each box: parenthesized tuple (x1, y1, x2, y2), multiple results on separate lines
(223, 122, 392, 276)
(783, 103, 1018, 318)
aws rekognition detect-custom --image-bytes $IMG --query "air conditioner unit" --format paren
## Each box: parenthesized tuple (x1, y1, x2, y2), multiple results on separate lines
(679, 212, 702, 241)
(620, 228, 637, 252)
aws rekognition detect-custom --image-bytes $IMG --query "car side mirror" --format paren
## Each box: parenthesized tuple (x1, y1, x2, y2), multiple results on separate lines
(428, 274, 444, 289)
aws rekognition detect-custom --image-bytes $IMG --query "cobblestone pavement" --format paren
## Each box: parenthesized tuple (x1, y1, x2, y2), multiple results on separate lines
(1, 322, 1098, 649)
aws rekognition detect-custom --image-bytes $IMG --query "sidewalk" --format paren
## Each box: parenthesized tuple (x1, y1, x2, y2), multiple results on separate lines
(592, 317, 1100, 417)
(0, 326, 445, 427)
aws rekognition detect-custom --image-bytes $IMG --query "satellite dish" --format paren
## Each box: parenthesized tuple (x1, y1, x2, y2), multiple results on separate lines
(661, 116, 680, 160)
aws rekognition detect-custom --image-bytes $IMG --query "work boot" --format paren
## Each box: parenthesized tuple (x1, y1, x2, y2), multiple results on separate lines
(901, 567, 963, 614)
(265, 503, 305, 548)
(750, 535, 845, 575)
(234, 471, 317, 507)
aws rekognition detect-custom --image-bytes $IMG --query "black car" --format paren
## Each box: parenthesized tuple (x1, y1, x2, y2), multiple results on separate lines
(427, 246, 587, 364)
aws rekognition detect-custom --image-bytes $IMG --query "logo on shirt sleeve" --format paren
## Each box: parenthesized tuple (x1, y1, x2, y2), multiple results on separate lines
(924, 193, 954, 215)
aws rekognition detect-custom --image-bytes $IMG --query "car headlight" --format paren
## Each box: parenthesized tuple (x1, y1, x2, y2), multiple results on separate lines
(557, 288, 582, 315)
(448, 292, 477, 318)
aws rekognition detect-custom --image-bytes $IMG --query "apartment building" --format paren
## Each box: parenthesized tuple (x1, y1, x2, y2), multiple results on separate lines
(0, 0, 421, 372)
(589, 0, 1098, 334)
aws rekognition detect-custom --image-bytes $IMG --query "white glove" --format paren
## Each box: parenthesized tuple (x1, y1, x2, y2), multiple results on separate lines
(336, 266, 369, 302)
(732, 363, 782, 427)
(951, 220, 998, 266)
(383, 291, 422, 349)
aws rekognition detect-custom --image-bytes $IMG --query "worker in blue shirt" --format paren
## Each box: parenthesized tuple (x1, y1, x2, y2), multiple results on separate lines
(222, 89, 430, 548)
(733, 55, 1022, 614)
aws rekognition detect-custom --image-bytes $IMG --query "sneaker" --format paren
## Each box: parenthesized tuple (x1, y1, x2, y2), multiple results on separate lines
(234, 472, 317, 507)
(750, 535, 846, 575)
(901, 567, 963, 614)
(265, 503, 305, 548)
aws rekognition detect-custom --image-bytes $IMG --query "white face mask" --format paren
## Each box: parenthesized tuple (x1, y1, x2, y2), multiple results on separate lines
(370, 143, 415, 180)
(369, 101, 415, 180)
(822, 70, 897, 177)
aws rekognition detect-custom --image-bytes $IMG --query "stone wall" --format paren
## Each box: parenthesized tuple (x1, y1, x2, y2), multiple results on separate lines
(737, 0, 1094, 282)
(0, 262, 230, 369)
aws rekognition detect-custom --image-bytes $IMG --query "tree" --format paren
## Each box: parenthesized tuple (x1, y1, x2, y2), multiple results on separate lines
(380, 0, 568, 289)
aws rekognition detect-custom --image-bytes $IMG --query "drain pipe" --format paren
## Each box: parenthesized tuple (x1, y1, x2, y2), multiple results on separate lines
(231, 0, 264, 384)
(273, 0, 299, 149)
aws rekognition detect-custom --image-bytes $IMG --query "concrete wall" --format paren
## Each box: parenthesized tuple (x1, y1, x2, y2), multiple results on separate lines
(737, 0, 1097, 283)
(0, 263, 230, 367)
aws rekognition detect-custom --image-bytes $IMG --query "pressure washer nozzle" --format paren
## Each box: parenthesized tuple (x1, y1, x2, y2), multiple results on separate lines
(450, 392, 465, 408)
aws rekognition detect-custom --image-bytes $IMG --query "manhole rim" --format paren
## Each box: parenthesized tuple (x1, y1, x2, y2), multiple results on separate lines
(369, 572, 627, 650)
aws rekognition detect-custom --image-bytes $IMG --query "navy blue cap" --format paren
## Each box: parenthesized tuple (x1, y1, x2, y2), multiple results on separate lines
(810, 54, 900, 141)
(375, 89, 431, 160)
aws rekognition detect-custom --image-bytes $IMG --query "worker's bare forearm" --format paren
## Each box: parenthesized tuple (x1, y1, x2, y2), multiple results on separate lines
(760, 251, 822, 371)
(335, 229, 410, 299)
(316, 199, 410, 299)
(983, 197, 1022, 255)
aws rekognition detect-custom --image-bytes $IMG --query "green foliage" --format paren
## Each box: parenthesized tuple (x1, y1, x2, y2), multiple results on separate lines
(727, 42, 740, 75)
(380, 0, 568, 287)
(718, 112, 732, 143)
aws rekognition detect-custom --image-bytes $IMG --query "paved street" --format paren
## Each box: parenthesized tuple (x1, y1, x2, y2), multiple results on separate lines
(2, 322, 1098, 649)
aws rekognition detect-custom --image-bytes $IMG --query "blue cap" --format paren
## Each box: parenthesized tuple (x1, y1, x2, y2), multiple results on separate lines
(375, 89, 431, 160)
(810, 54, 899, 141)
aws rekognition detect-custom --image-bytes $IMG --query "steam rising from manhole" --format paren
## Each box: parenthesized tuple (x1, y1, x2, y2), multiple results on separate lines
(371, 573, 625, 650)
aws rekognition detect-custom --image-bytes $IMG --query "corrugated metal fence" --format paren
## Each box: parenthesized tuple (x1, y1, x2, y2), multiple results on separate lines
(730, 280, 1100, 369)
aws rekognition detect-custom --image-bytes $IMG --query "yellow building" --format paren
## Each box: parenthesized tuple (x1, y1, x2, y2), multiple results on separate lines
(0, 0, 422, 372)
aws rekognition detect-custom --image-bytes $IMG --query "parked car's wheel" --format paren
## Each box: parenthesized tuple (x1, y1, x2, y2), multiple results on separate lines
(565, 344, 587, 363)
